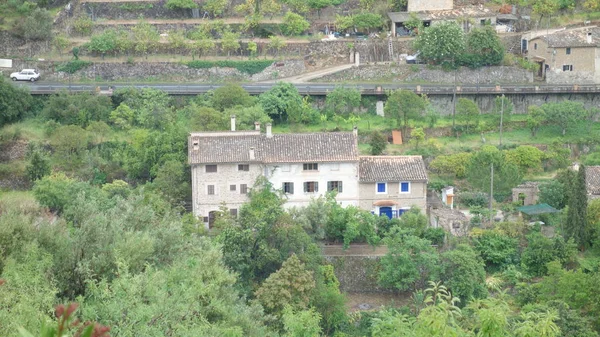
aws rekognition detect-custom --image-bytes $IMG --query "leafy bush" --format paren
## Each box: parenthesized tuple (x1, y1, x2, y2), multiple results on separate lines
(187, 60, 273, 74)
(429, 152, 472, 178)
(473, 230, 520, 271)
(55, 60, 92, 74)
(165, 0, 198, 9)
(73, 17, 94, 35)
(459, 191, 488, 207)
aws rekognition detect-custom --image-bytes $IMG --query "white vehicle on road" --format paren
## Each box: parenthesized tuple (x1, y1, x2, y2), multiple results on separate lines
(10, 69, 40, 82)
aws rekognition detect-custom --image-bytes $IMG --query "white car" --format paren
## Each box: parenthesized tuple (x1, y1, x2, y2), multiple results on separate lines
(10, 69, 40, 82)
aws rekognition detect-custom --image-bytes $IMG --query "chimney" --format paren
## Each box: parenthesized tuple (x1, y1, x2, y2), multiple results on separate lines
(587, 32, 593, 44)
(353, 126, 358, 136)
(230, 115, 236, 132)
(254, 121, 261, 131)
(249, 147, 255, 160)
(266, 123, 273, 138)
(192, 140, 199, 151)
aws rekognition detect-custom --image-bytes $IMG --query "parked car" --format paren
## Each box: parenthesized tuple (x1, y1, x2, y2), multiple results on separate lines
(10, 69, 40, 82)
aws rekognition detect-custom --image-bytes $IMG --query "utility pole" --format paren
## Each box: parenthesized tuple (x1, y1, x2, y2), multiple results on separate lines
(489, 164, 494, 224)
(499, 94, 504, 146)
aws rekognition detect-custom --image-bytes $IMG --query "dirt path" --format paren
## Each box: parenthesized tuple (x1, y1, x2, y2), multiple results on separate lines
(262, 64, 355, 83)
(93, 17, 284, 25)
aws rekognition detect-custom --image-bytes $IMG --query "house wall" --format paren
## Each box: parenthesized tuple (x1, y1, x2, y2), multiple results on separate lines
(408, 0, 453, 11)
(529, 38, 596, 81)
(191, 162, 262, 223)
(266, 162, 360, 208)
(358, 181, 427, 213)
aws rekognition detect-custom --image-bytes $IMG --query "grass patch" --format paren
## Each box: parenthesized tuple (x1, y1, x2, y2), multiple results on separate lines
(56, 60, 93, 74)
(186, 60, 274, 75)
(1, 119, 47, 142)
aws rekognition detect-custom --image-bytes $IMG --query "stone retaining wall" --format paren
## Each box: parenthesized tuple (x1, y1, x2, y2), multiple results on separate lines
(1, 59, 306, 82)
(325, 255, 390, 293)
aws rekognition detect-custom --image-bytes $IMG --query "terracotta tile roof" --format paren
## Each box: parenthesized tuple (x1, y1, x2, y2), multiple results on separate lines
(587, 166, 600, 195)
(359, 156, 428, 182)
(532, 27, 600, 48)
(188, 131, 359, 164)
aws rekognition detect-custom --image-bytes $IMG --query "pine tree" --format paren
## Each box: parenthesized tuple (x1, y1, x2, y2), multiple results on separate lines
(565, 165, 588, 250)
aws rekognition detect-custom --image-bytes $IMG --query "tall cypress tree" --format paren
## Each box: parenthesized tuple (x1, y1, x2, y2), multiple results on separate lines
(565, 165, 588, 250)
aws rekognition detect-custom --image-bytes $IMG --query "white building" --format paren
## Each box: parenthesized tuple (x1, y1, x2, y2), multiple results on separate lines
(189, 116, 428, 228)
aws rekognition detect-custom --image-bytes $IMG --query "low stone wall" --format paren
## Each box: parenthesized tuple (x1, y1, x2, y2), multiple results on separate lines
(325, 255, 391, 293)
(319, 64, 534, 84)
(1, 59, 306, 82)
(546, 71, 596, 84)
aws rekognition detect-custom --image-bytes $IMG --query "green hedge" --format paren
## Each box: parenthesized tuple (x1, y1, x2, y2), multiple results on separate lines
(56, 60, 92, 74)
(186, 60, 274, 75)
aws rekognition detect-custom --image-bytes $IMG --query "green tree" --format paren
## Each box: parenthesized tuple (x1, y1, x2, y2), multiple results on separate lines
(411, 127, 426, 149)
(455, 98, 480, 133)
(132, 20, 160, 58)
(280, 0, 309, 14)
(221, 31, 241, 57)
(165, 0, 198, 9)
(51, 125, 89, 158)
(526, 105, 546, 137)
(370, 131, 387, 155)
(203, 0, 229, 16)
(505, 145, 545, 174)
(334, 14, 354, 32)
(463, 26, 504, 67)
(185, 104, 228, 131)
(227, 104, 273, 129)
(384, 90, 425, 141)
(152, 160, 190, 207)
(12, 8, 53, 41)
(255, 254, 315, 315)
(530, 0, 560, 26)
(109, 103, 135, 130)
(25, 150, 51, 182)
(325, 86, 361, 118)
(0, 243, 59, 335)
(466, 145, 522, 199)
(414, 22, 465, 67)
(268, 35, 287, 56)
(211, 83, 255, 111)
(192, 35, 216, 59)
(259, 82, 303, 123)
(429, 153, 473, 179)
(565, 165, 588, 249)
(521, 232, 577, 276)
(473, 230, 519, 271)
(539, 180, 568, 209)
(87, 30, 117, 59)
(282, 11, 310, 36)
(0, 77, 33, 127)
(52, 34, 70, 56)
(379, 232, 440, 291)
(308, 0, 332, 18)
(167, 29, 188, 50)
(247, 41, 258, 58)
(440, 245, 487, 304)
(541, 101, 587, 136)
(514, 311, 561, 337)
(102, 179, 130, 199)
(352, 13, 383, 32)
(282, 306, 322, 337)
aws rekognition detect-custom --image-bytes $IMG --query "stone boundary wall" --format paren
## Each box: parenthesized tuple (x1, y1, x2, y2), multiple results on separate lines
(319, 64, 534, 84)
(325, 255, 391, 293)
(546, 71, 596, 84)
(1, 59, 306, 82)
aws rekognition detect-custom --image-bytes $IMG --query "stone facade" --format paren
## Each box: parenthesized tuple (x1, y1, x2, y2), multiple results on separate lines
(512, 182, 539, 206)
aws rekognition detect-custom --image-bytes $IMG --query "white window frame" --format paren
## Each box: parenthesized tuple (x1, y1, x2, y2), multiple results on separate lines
(283, 182, 294, 194)
(399, 181, 411, 194)
(376, 182, 387, 194)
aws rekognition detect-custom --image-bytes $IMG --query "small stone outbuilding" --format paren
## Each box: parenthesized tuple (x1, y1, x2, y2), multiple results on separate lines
(587, 166, 600, 200)
(512, 182, 539, 206)
(429, 207, 469, 237)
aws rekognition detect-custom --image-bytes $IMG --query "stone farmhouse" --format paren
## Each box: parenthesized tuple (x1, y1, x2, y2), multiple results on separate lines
(188, 116, 428, 228)
(388, 0, 497, 37)
(526, 27, 600, 84)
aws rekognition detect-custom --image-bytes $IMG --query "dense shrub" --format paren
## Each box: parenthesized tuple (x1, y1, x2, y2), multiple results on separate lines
(187, 60, 273, 75)
(55, 60, 92, 74)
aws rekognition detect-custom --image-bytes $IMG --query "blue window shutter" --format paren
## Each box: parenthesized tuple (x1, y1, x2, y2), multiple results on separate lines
(377, 183, 386, 193)
(401, 182, 409, 192)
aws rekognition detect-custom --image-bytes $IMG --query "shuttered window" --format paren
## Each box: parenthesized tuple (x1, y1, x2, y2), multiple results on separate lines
(327, 181, 343, 193)
(304, 181, 318, 193)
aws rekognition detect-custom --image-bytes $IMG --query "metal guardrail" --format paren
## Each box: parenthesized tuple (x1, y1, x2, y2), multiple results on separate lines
(19, 83, 600, 96)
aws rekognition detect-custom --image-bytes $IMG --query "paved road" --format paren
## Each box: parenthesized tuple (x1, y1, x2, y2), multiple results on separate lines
(14, 81, 600, 96)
